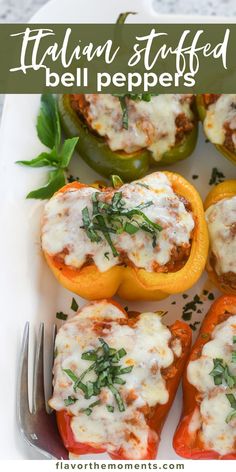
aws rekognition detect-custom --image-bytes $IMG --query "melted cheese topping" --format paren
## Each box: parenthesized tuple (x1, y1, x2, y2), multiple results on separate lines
(205, 197, 236, 275)
(49, 301, 182, 459)
(42, 172, 194, 273)
(204, 94, 236, 147)
(187, 315, 236, 455)
(84, 94, 194, 161)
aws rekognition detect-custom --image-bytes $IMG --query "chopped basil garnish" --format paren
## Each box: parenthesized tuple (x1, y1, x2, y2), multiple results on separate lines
(232, 351, 236, 363)
(71, 298, 79, 312)
(106, 405, 114, 413)
(226, 393, 236, 409)
(226, 410, 236, 424)
(182, 294, 203, 322)
(64, 396, 77, 406)
(63, 368, 79, 383)
(225, 393, 236, 423)
(80, 400, 101, 416)
(63, 338, 132, 413)
(136, 182, 150, 190)
(209, 359, 236, 388)
(209, 167, 225, 186)
(189, 321, 200, 331)
(113, 93, 159, 129)
(80, 190, 162, 257)
(233, 336, 236, 344)
(56, 311, 68, 321)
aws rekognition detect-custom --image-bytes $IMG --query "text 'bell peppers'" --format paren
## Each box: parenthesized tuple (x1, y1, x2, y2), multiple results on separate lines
(173, 295, 236, 460)
(204, 180, 236, 295)
(42, 171, 208, 301)
(58, 94, 198, 181)
(49, 299, 192, 460)
(196, 94, 236, 165)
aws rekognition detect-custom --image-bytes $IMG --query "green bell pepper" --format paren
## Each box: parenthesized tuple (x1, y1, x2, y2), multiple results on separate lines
(196, 94, 236, 165)
(58, 94, 198, 181)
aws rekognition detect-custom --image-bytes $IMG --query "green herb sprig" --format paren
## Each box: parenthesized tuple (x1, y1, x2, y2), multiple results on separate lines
(81, 190, 162, 257)
(63, 338, 133, 413)
(16, 94, 79, 199)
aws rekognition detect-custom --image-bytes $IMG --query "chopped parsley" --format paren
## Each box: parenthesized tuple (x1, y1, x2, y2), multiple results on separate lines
(192, 175, 199, 180)
(209, 167, 225, 186)
(71, 298, 79, 312)
(56, 311, 68, 321)
(63, 338, 133, 412)
(208, 292, 215, 301)
(81, 190, 162, 257)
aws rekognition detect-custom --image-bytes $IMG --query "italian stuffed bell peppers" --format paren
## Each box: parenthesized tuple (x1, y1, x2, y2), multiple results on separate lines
(173, 295, 236, 459)
(197, 94, 236, 165)
(41, 171, 208, 301)
(58, 94, 198, 181)
(204, 180, 236, 295)
(49, 299, 192, 460)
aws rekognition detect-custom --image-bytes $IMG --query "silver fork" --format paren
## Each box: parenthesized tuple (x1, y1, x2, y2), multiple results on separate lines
(17, 322, 68, 459)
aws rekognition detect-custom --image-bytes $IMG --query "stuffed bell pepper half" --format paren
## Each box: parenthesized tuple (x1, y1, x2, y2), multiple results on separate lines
(197, 94, 236, 165)
(204, 180, 236, 295)
(173, 295, 236, 459)
(58, 94, 198, 181)
(49, 299, 192, 459)
(41, 171, 208, 301)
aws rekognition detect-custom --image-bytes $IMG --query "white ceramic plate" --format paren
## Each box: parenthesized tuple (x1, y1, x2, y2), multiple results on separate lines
(0, 0, 236, 461)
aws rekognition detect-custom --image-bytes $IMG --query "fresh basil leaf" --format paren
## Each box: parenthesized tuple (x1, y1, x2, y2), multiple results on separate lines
(60, 137, 79, 169)
(37, 94, 61, 150)
(16, 148, 60, 168)
(26, 168, 66, 199)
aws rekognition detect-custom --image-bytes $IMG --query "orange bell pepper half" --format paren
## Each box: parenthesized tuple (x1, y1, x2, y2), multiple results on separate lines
(173, 295, 236, 459)
(42, 171, 208, 301)
(54, 300, 192, 460)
